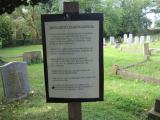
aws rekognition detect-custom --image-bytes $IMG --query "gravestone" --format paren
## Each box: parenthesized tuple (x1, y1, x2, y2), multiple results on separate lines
(144, 43, 150, 60)
(146, 35, 151, 43)
(103, 37, 106, 47)
(128, 34, 133, 44)
(123, 34, 128, 43)
(23, 51, 42, 64)
(134, 36, 139, 45)
(0, 62, 30, 102)
(155, 97, 160, 113)
(110, 36, 115, 45)
(0, 40, 2, 48)
(148, 97, 160, 120)
(140, 36, 144, 45)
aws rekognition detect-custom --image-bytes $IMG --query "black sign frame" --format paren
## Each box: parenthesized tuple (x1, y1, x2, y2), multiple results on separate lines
(41, 13, 104, 103)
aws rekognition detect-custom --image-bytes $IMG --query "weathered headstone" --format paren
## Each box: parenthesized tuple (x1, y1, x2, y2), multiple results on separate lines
(140, 36, 144, 45)
(23, 51, 42, 64)
(144, 43, 150, 60)
(110, 36, 115, 45)
(134, 36, 139, 44)
(128, 34, 133, 44)
(0, 62, 30, 102)
(146, 35, 151, 43)
(148, 97, 160, 120)
(123, 34, 128, 43)
(0, 40, 2, 48)
(155, 97, 160, 113)
(103, 37, 106, 47)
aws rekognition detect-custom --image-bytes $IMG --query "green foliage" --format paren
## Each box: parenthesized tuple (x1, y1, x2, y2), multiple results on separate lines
(74, 0, 151, 36)
(0, 0, 153, 46)
(102, 0, 123, 36)
(120, 0, 151, 35)
(0, 16, 13, 47)
(41, 0, 60, 13)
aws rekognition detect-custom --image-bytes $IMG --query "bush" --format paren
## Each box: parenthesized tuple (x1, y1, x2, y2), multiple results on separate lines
(0, 16, 13, 47)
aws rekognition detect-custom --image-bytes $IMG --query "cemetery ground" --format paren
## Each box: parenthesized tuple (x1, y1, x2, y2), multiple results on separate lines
(0, 43, 160, 120)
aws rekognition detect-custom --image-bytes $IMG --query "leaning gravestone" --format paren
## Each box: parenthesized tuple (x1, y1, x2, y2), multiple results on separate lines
(23, 51, 42, 64)
(134, 36, 139, 45)
(0, 62, 30, 102)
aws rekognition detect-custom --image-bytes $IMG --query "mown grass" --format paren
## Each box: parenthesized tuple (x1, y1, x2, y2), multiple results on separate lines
(0, 43, 160, 120)
(122, 41, 160, 77)
(0, 45, 42, 62)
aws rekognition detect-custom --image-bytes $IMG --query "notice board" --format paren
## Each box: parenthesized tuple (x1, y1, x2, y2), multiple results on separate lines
(41, 13, 104, 103)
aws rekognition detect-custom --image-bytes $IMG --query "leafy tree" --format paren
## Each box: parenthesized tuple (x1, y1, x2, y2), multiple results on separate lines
(0, 15, 13, 47)
(120, 0, 151, 35)
(102, 0, 123, 36)
(12, 6, 43, 42)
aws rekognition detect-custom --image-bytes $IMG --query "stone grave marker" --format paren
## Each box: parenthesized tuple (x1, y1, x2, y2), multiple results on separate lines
(110, 36, 115, 45)
(134, 36, 139, 44)
(103, 37, 106, 47)
(0, 40, 2, 48)
(144, 43, 150, 60)
(146, 35, 151, 43)
(148, 97, 160, 120)
(140, 36, 144, 45)
(23, 51, 42, 64)
(0, 62, 30, 102)
(128, 34, 133, 44)
(123, 34, 128, 43)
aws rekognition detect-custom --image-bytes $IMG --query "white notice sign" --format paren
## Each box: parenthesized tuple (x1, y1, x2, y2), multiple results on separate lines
(42, 14, 103, 102)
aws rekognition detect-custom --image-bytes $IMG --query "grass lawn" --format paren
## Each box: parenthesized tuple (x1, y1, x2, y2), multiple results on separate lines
(0, 44, 160, 120)
(122, 41, 160, 78)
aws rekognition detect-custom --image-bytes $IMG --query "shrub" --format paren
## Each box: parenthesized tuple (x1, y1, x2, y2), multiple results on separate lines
(0, 16, 13, 47)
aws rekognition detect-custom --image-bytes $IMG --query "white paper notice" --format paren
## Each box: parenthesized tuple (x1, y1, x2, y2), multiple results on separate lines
(45, 21, 99, 98)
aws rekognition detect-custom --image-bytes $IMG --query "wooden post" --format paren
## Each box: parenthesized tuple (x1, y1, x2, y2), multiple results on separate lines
(64, 2, 79, 13)
(144, 43, 150, 60)
(68, 102, 82, 120)
(63, 2, 82, 120)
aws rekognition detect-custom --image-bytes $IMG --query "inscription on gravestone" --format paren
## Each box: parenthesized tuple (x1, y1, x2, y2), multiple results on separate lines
(0, 62, 30, 102)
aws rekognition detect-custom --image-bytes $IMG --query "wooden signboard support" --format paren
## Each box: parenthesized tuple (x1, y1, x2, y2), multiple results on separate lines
(63, 2, 82, 120)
